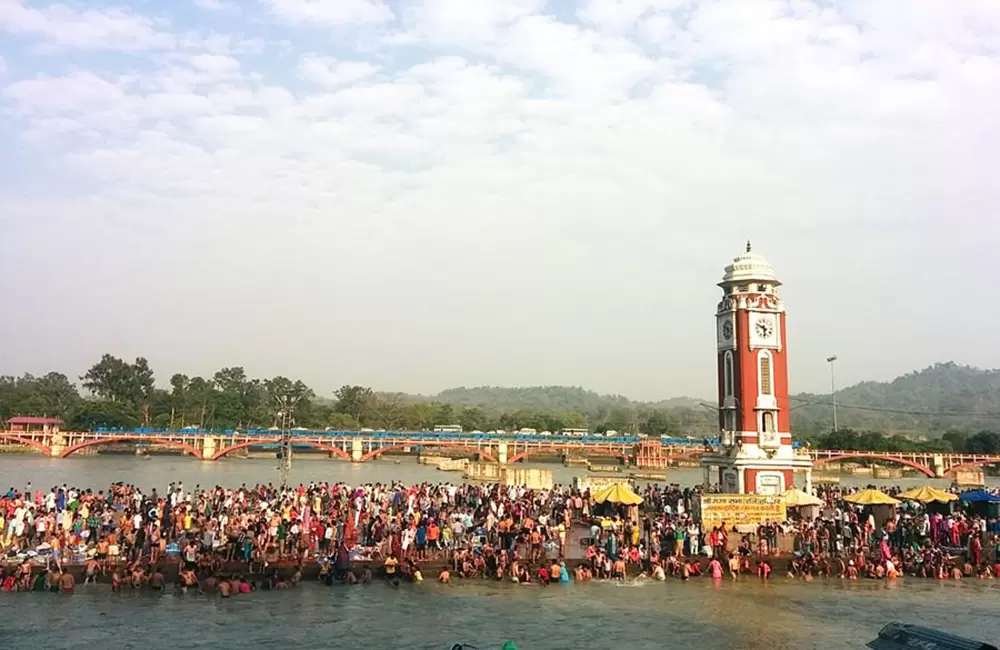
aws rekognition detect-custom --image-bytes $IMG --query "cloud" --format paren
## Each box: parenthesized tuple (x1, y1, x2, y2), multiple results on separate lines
(262, 0, 393, 26)
(5, 71, 129, 117)
(2, 0, 1000, 396)
(0, 0, 175, 51)
(187, 53, 241, 78)
(194, 0, 240, 12)
(577, 0, 687, 34)
(400, 0, 542, 46)
(0, 54, 6, 75)
(296, 54, 378, 87)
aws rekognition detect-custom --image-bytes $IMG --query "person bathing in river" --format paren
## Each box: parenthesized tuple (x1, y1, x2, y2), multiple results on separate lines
(58, 569, 75, 594)
(84, 558, 100, 585)
(709, 556, 723, 580)
(149, 567, 167, 591)
(179, 567, 199, 593)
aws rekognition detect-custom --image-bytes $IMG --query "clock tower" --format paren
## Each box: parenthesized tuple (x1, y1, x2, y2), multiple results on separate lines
(701, 242, 813, 495)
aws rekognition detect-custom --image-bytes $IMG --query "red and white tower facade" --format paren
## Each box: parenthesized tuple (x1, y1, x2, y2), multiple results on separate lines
(700, 242, 813, 495)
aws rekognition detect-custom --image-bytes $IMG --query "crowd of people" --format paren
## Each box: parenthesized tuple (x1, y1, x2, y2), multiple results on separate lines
(775, 485, 1000, 581)
(1, 479, 998, 594)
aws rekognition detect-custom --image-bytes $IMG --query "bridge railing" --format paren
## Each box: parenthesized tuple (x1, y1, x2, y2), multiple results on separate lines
(70, 428, 724, 447)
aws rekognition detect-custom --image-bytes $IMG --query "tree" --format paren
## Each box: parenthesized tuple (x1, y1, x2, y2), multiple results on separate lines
(265, 377, 314, 427)
(130, 357, 155, 425)
(80, 355, 155, 424)
(334, 385, 373, 429)
(186, 377, 216, 429)
(966, 430, 1000, 454)
(68, 400, 139, 430)
(943, 430, 970, 453)
(242, 379, 269, 429)
(213, 367, 248, 395)
(81, 354, 133, 402)
(326, 412, 358, 430)
(0, 373, 81, 421)
(434, 404, 455, 427)
(367, 393, 407, 430)
(212, 367, 252, 428)
(403, 402, 438, 430)
(458, 406, 488, 432)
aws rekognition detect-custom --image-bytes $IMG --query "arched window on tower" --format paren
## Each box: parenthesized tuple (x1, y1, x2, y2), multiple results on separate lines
(724, 351, 734, 398)
(758, 351, 773, 396)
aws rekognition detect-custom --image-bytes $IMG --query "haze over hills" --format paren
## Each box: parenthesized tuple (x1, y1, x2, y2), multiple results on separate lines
(420, 362, 1000, 438)
(431, 386, 703, 413)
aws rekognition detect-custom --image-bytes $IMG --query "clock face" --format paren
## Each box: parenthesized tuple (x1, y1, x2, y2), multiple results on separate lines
(755, 317, 774, 339)
(722, 321, 733, 341)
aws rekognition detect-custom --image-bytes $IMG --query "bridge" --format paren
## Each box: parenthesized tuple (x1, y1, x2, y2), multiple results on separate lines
(807, 449, 1000, 479)
(0, 429, 997, 477)
(0, 428, 699, 465)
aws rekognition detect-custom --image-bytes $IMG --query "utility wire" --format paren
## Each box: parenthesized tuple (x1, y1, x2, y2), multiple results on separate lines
(699, 401, 812, 413)
(788, 396, 1000, 420)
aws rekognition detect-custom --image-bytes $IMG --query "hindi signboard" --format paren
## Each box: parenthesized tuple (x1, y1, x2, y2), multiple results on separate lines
(697, 494, 786, 530)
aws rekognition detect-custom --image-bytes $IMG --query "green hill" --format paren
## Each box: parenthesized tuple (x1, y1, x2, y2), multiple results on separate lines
(789, 362, 1000, 437)
(425, 363, 1000, 437)
(432, 385, 701, 413)
(427, 386, 712, 436)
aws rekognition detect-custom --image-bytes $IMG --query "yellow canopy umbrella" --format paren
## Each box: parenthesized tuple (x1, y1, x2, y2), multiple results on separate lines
(843, 488, 900, 506)
(592, 483, 644, 505)
(781, 488, 823, 507)
(898, 485, 958, 504)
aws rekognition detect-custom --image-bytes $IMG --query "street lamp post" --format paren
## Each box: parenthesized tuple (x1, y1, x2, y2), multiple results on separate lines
(826, 355, 838, 433)
(274, 394, 301, 488)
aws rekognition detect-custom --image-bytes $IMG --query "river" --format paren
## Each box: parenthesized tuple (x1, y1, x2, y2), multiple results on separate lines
(2, 455, 998, 649)
(3, 454, 998, 493)
(2, 571, 998, 649)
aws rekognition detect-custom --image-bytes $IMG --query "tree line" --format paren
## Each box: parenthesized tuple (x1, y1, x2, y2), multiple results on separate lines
(802, 428, 1000, 455)
(0, 354, 713, 435)
(1, 355, 998, 454)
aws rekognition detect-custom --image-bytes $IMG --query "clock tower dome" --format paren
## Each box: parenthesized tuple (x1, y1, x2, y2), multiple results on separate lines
(702, 242, 813, 495)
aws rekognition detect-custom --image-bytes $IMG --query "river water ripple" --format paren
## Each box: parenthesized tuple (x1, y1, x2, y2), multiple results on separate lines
(2, 577, 998, 650)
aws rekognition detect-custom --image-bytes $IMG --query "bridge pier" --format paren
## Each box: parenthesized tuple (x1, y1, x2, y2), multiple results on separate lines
(48, 433, 66, 457)
(200, 436, 218, 460)
(351, 439, 363, 463)
(498, 442, 508, 465)
(932, 454, 945, 478)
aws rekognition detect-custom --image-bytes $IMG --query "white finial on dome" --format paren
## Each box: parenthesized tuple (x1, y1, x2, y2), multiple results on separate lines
(719, 243, 781, 287)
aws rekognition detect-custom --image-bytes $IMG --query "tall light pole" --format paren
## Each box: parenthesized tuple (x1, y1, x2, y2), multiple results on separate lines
(274, 394, 301, 489)
(826, 355, 838, 433)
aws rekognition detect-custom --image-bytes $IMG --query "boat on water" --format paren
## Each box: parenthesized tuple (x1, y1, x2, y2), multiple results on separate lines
(867, 623, 996, 650)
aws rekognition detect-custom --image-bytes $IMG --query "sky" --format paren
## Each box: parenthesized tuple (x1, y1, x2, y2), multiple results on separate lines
(1, 0, 999, 402)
